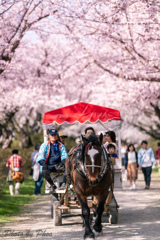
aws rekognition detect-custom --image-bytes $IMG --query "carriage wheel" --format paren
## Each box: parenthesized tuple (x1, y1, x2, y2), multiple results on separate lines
(51, 194, 58, 218)
(53, 201, 62, 226)
(109, 208, 118, 224)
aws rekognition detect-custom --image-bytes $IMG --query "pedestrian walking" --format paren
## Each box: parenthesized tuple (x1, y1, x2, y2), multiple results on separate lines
(6, 149, 23, 195)
(155, 142, 160, 174)
(124, 144, 138, 190)
(32, 150, 43, 195)
(138, 140, 156, 189)
(121, 145, 127, 166)
(30, 144, 41, 175)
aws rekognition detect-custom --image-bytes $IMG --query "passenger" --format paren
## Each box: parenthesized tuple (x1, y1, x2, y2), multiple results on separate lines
(104, 131, 118, 154)
(84, 127, 95, 137)
(74, 127, 96, 163)
(59, 132, 68, 189)
(59, 132, 68, 145)
(38, 129, 67, 193)
(107, 144, 118, 166)
(101, 132, 107, 145)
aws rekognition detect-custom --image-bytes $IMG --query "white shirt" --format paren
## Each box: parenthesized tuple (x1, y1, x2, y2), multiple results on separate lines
(142, 151, 152, 167)
(128, 152, 136, 163)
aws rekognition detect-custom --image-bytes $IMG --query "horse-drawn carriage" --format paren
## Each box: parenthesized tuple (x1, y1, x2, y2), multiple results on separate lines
(42, 102, 122, 239)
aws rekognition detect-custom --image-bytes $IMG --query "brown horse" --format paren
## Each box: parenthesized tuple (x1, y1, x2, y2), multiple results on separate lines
(66, 134, 113, 239)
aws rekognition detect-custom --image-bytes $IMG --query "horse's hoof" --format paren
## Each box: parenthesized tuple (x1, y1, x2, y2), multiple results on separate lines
(84, 237, 95, 240)
(93, 224, 103, 236)
(84, 231, 95, 239)
(93, 228, 103, 237)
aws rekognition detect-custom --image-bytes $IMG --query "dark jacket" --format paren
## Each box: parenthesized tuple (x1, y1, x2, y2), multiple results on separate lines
(47, 142, 61, 165)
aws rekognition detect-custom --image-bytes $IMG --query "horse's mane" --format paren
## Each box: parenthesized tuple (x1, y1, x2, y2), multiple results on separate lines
(88, 134, 101, 146)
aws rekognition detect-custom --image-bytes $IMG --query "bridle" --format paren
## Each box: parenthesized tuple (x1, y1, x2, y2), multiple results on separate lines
(67, 142, 111, 186)
(81, 142, 110, 185)
(84, 143, 103, 169)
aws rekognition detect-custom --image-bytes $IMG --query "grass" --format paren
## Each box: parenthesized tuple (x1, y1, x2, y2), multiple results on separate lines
(0, 177, 45, 225)
(152, 164, 160, 176)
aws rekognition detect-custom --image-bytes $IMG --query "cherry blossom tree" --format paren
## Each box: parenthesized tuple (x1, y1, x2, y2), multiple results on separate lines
(0, 0, 57, 74)
(0, 0, 160, 148)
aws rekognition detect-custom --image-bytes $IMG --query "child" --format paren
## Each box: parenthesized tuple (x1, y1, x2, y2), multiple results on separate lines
(107, 144, 119, 168)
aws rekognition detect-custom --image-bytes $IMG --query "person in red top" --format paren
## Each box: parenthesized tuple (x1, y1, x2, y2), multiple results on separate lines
(6, 149, 23, 195)
(155, 143, 160, 161)
(155, 143, 160, 174)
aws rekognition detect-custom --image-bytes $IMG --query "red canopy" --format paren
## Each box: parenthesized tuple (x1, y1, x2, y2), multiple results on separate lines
(42, 102, 122, 127)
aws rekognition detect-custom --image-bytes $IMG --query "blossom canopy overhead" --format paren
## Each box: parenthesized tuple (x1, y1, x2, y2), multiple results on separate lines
(42, 102, 122, 130)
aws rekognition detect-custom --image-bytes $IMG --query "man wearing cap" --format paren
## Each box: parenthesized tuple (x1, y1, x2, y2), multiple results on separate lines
(37, 129, 67, 192)
(59, 132, 68, 145)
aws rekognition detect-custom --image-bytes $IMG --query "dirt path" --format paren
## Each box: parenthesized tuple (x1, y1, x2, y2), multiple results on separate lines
(1, 170, 160, 240)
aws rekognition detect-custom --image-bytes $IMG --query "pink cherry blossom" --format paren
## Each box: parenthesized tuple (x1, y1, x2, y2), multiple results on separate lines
(0, 0, 160, 148)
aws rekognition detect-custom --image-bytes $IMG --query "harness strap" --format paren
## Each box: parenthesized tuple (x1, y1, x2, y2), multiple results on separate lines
(67, 144, 113, 186)
(85, 165, 101, 168)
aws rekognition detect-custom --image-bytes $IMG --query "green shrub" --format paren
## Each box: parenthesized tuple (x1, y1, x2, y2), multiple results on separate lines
(30, 132, 44, 146)
(11, 140, 21, 149)
(65, 137, 76, 152)
(147, 139, 160, 153)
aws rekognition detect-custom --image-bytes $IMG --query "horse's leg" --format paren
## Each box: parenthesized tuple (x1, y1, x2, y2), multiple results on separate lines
(93, 173, 112, 235)
(93, 193, 108, 235)
(92, 196, 98, 220)
(76, 193, 95, 239)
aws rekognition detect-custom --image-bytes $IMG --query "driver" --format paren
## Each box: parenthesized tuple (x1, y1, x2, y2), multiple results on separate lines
(38, 129, 67, 193)
(84, 127, 95, 137)
(75, 127, 96, 162)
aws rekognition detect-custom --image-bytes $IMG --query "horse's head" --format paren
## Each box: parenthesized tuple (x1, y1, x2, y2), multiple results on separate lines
(82, 134, 103, 183)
